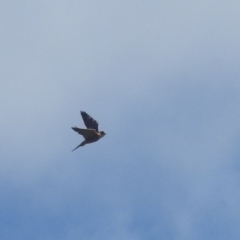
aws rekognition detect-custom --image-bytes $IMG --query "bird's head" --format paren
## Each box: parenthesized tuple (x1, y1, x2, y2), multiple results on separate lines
(100, 131, 106, 137)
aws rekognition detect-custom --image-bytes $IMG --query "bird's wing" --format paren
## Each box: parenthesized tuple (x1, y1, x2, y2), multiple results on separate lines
(72, 127, 97, 138)
(80, 111, 99, 131)
(72, 141, 85, 152)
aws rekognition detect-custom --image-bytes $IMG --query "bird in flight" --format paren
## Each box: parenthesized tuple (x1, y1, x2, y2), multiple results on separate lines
(71, 111, 106, 151)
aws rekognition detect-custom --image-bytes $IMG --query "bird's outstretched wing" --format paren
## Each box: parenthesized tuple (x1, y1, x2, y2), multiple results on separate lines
(80, 111, 99, 131)
(72, 127, 97, 138)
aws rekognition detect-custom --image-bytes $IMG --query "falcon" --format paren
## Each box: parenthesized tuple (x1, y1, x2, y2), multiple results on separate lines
(71, 111, 106, 151)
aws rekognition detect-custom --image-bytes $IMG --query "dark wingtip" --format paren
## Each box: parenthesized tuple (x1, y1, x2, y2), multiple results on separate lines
(80, 111, 89, 119)
(72, 143, 82, 152)
(80, 111, 86, 117)
(72, 141, 85, 151)
(72, 127, 78, 132)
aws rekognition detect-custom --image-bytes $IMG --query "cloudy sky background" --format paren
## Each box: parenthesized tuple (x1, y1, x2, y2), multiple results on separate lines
(1, 0, 240, 239)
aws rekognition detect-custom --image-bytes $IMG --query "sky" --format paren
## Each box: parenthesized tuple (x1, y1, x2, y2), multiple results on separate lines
(1, 0, 240, 239)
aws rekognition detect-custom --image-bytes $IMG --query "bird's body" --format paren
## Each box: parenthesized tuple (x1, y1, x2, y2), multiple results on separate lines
(72, 111, 106, 151)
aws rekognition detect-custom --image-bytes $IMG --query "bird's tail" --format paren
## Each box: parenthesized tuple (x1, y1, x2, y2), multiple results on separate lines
(72, 140, 86, 152)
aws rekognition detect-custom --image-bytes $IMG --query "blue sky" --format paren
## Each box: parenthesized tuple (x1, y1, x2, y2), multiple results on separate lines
(1, 1, 240, 239)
